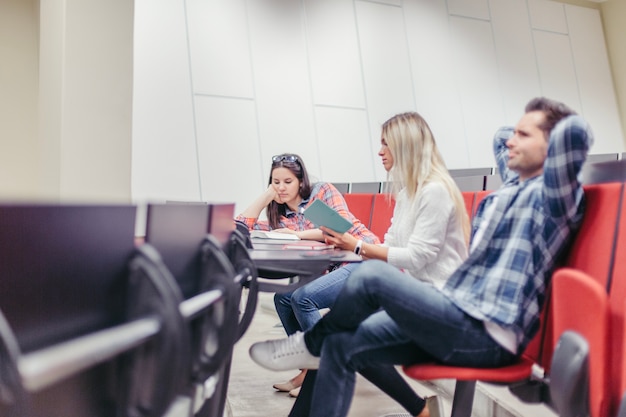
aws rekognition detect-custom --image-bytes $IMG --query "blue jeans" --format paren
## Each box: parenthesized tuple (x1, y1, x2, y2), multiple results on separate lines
(274, 262, 361, 335)
(279, 262, 425, 416)
(302, 260, 517, 417)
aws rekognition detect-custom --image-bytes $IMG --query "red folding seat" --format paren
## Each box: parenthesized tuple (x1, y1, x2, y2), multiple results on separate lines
(461, 191, 475, 220)
(369, 194, 395, 242)
(403, 182, 624, 417)
(343, 193, 375, 231)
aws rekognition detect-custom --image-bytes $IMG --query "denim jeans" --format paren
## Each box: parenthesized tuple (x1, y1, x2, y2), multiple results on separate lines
(274, 262, 361, 335)
(303, 260, 517, 417)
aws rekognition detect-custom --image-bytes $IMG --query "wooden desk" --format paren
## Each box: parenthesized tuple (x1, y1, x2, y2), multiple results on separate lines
(249, 238, 361, 293)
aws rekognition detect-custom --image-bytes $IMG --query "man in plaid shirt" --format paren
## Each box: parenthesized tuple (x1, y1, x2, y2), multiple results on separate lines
(249, 97, 593, 417)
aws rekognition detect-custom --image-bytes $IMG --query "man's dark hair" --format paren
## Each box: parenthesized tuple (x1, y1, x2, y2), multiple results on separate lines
(525, 97, 577, 138)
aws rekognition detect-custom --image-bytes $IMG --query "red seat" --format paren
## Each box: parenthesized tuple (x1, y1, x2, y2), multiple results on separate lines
(607, 185, 626, 417)
(473, 190, 492, 216)
(551, 183, 624, 417)
(461, 192, 475, 220)
(402, 312, 548, 417)
(369, 194, 395, 242)
(403, 182, 624, 417)
(563, 183, 624, 290)
(343, 193, 375, 231)
(552, 268, 610, 417)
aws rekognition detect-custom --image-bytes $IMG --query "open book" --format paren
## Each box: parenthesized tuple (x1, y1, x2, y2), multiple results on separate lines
(303, 199, 353, 233)
(250, 230, 300, 240)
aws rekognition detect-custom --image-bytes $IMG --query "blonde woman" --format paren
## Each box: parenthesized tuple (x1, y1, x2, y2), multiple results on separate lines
(271, 111, 470, 416)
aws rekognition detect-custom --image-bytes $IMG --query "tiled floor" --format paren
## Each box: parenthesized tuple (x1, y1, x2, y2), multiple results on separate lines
(225, 290, 558, 417)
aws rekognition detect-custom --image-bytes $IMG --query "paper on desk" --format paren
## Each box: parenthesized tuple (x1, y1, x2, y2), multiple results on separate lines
(250, 230, 300, 240)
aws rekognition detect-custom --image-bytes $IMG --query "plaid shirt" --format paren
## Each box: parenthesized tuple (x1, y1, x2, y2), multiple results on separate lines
(441, 115, 592, 354)
(237, 182, 380, 244)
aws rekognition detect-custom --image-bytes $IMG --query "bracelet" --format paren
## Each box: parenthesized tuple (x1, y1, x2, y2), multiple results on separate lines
(354, 240, 363, 255)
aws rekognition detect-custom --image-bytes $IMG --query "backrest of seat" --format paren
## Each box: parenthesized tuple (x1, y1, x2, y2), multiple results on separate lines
(145, 203, 210, 299)
(350, 182, 381, 193)
(462, 192, 475, 220)
(207, 202, 236, 248)
(332, 182, 350, 193)
(473, 190, 492, 217)
(343, 193, 375, 229)
(608, 185, 626, 417)
(0, 204, 138, 417)
(0, 204, 137, 353)
(563, 183, 623, 289)
(453, 175, 485, 192)
(551, 183, 623, 417)
(370, 194, 395, 242)
(552, 268, 610, 417)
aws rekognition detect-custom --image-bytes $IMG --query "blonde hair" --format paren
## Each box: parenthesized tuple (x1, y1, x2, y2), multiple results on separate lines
(381, 112, 470, 243)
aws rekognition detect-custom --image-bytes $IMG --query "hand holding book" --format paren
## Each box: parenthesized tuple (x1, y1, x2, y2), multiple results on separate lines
(303, 200, 353, 234)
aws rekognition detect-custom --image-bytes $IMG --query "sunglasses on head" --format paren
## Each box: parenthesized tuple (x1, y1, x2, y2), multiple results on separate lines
(272, 155, 299, 163)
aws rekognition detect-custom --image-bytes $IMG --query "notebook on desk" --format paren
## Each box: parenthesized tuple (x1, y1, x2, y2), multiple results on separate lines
(250, 230, 300, 240)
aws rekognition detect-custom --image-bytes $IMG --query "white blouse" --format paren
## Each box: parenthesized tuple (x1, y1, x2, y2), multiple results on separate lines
(384, 182, 468, 289)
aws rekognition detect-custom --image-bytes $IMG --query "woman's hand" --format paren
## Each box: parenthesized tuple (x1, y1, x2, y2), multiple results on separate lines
(320, 226, 358, 251)
(263, 185, 281, 204)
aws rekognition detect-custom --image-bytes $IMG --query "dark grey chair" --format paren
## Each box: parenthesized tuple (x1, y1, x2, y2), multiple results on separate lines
(449, 167, 492, 177)
(331, 182, 350, 194)
(350, 182, 381, 193)
(0, 205, 189, 417)
(145, 203, 242, 416)
(453, 175, 486, 191)
(583, 159, 626, 185)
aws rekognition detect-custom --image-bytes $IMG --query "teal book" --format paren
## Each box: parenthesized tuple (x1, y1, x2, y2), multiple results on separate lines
(303, 199, 353, 233)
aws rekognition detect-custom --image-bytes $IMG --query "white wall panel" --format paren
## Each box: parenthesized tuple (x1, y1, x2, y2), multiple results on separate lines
(246, 0, 320, 177)
(566, 5, 625, 151)
(195, 96, 263, 214)
(186, 0, 254, 98)
(404, 0, 469, 170)
(528, 0, 567, 34)
(533, 31, 581, 112)
(315, 107, 375, 183)
(449, 17, 504, 167)
(132, 0, 626, 204)
(356, 1, 415, 180)
(490, 0, 542, 124)
(363, 0, 402, 6)
(132, 0, 200, 202)
(304, 0, 365, 108)
(447, 0, 490, 20)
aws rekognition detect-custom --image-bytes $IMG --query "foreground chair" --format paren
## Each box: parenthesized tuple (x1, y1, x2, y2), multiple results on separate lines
(144, 202, 242, 416)
(0, 204, 189, 417)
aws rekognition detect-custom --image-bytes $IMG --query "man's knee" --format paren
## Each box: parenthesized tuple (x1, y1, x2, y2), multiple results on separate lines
(324, 332, 361, 371)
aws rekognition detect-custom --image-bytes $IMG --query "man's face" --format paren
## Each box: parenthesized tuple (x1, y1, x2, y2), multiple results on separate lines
(506, 111, 549, 181)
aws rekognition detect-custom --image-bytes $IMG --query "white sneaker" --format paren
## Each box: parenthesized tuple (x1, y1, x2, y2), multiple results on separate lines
(249, 331, 320, 371)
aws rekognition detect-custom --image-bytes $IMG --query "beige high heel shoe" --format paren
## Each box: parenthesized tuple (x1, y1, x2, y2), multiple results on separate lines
(273, 379, 299, 392)
(273, 369, 307, 392)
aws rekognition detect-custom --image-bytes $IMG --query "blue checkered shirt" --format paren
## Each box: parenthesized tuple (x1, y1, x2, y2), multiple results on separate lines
(441, 115, 593, 354)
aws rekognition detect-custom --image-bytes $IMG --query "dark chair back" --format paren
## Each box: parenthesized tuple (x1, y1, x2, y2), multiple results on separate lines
(0, 204, 189, 417)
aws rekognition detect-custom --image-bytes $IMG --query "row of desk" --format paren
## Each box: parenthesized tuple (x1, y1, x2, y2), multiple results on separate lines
(249, 236, 362, 293)
(0, 201, 361, 417)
